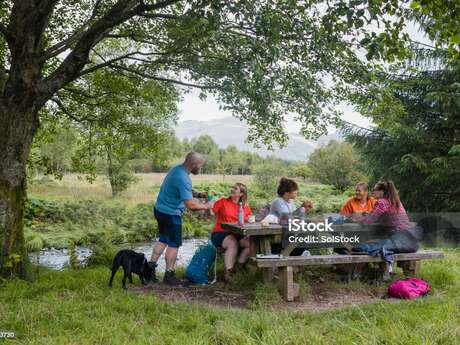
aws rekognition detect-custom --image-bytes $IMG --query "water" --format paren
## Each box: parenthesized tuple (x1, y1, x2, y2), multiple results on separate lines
(28, 238, 208, 272)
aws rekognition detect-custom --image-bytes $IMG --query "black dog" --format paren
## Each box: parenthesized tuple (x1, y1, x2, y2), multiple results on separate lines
(109, 250, 156, 289)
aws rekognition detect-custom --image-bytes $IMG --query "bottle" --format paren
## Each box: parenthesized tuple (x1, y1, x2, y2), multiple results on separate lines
(237, 198, 244, 226)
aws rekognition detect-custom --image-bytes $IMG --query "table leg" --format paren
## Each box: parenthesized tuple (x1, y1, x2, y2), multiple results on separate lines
(249, 236, 259, 258)
(260, 237, 275, 282)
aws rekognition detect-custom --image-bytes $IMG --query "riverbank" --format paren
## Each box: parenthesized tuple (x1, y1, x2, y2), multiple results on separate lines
(1, 249, 459, 344)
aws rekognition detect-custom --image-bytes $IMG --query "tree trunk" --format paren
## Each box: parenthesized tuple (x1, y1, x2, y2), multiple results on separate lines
(107, 148, 118, 198)
(0, 100, 39, 279)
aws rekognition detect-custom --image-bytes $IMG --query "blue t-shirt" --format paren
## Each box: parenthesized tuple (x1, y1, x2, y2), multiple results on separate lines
(155, 165, 193, 216)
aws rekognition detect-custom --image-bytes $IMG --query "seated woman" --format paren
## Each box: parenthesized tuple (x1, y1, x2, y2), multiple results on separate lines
(352, 181, 420, 279)
(340, 182, 376, 217)
(269, 178, 313, 255)
(210, 183, 252, 282)
(269, 178, 313, 219)
(357, 181, 421, 253)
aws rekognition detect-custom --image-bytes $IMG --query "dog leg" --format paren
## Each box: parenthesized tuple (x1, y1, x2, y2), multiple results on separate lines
(122, 262, 131, 290)
(129, 273, 133, 284)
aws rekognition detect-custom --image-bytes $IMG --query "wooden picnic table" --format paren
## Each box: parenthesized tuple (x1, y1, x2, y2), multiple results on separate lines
(222, 218, 410, 282)
(222, 219, 443, 301)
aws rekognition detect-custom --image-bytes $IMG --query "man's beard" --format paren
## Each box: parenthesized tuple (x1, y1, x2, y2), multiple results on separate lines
(191, 167, 200, 175)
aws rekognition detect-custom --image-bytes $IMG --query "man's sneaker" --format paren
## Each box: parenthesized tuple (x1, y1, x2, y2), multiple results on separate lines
(147, 261, 159, 283)
(163, 270, 183, 286)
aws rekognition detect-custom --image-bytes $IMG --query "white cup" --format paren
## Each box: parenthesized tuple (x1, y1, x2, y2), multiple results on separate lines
(248, 215, 256, 223)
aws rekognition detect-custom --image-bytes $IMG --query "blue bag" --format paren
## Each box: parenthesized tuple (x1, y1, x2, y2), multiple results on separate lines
(185, 241, 217, 285)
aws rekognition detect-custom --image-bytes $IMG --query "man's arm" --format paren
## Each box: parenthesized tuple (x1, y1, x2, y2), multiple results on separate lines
(185, 199, 213, 210)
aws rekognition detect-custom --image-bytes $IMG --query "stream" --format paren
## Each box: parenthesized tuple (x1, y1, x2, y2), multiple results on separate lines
(28, 238, 208, 272)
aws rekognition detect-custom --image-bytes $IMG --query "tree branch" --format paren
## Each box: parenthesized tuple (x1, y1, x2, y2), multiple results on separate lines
(109, 64, 220, 89)
(139, 13, 179, 20)
(38, 0, 180, 105)
(77, 50, 149, 77)
(50, 96, 94, 122)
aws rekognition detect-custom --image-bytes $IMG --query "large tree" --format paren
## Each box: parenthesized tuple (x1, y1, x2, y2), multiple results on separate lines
(0, 0, 405, 278)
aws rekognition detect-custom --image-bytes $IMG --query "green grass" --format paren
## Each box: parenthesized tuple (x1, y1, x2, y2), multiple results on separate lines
(1, 249, 459, 344)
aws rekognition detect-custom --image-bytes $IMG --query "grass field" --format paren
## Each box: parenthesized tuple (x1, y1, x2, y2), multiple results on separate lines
(12, 173, 459, 344)
(1, 249, 459, 344)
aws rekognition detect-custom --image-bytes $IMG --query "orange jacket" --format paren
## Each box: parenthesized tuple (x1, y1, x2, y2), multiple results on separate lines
(340, 197, 376, 215)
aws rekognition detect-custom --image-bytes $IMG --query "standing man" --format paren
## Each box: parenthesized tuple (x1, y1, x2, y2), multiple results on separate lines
(149, 152, 213, 285)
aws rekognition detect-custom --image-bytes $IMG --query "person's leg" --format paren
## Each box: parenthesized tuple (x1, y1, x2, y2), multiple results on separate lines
(162, 215, 183, 286)
(164, 247, 179, 270)
(237, 236, 250, 264)
(151, 208, 169, 263)
(222, 235, 238, 270)
(150, 241, 167, 263)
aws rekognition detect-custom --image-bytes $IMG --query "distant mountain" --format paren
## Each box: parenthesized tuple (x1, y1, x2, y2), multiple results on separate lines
(175, 117, 342, 161)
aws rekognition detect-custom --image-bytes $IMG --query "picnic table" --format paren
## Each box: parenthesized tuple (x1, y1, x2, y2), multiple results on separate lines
(222, 219, 444, 301)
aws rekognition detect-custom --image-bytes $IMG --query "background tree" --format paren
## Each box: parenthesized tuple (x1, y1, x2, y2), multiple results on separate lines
(65, 67, 179, 197)
(288, 163, 312, 181)
(28, 118, 78, 179)
(191, 135, 220, 173)
(307, 141, 366, 192)
(252, 161, 287, 198)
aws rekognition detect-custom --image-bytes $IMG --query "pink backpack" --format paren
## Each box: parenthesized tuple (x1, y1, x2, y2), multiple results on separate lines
(388, 278, 430, 299)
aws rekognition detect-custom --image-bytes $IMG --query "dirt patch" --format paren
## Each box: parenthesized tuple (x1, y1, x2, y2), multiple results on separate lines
(131, 282, 250, 309)
(273, 282, 388, 312)
(130, 279, 390, 312)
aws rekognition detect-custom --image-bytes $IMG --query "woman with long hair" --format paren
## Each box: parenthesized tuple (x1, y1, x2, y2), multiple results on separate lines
(210, 183, 252, 282)
(359, 181, 412, 232)
(352, 181, 421, 280)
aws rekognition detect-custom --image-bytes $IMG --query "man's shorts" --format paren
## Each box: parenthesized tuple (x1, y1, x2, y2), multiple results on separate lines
(211, 231, 244, 248)
(154, 207, 182, 248)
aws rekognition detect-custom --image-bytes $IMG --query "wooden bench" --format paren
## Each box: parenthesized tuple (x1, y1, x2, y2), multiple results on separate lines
(252, 251, 445, 301)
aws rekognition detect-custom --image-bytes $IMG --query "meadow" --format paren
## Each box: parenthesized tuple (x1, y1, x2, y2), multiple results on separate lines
(2, 173, 458, 344)
(0, 250, 459, 344)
